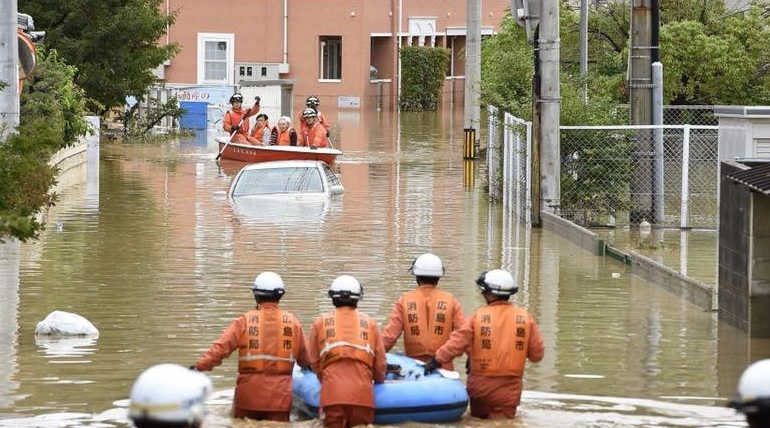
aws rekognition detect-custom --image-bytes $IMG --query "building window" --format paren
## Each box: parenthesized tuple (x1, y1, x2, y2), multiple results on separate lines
(197, 33, 234, 85)
(319, 36, 342, 81)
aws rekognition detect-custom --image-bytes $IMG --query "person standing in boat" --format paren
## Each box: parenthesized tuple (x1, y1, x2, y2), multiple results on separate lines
(308, 275, 386, 428)
(223, 93, 260, 143)
(298, 95, 330, 142)
(302, 108, 329, 148)
(425, 269, 545, 420)
(270, 116, 298, 146)
(192, 272, 311, 422)
(247, 113, 271, 146)
(382, 253, 465, 370)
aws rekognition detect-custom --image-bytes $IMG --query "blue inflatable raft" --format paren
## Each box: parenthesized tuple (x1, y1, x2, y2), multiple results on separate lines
(292, 353, 468, 424)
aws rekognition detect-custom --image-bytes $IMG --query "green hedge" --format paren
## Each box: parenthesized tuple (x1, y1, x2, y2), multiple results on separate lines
(0, 47, 90, 242)
(400, 46, 450, 111)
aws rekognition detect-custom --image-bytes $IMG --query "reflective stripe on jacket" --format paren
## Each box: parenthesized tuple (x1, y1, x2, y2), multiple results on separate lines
(470, 304, 531, 376)
(401, 288, 456, 358)
(318, 309, 376, 370)
(237, 307, 297, 374)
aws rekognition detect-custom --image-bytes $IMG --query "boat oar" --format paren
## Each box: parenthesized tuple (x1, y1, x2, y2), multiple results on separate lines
(215, 118, 244, 161)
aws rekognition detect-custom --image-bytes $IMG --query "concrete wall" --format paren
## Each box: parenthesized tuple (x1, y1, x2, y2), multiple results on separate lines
(752, 194, 770, 296)
(541, 211, 715, 311)
(718, 161, 752, 330)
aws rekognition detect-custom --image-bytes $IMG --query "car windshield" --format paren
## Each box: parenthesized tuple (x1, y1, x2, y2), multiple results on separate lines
(232, 166, 324, 196)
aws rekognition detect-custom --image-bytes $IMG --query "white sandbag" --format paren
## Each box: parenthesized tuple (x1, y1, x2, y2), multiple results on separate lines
(35, 311, 99, 337)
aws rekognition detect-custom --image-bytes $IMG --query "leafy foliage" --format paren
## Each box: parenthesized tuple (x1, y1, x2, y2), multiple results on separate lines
(400, 47, 450, 111)
(0, 48, 90, 242)
(19, 0, 179, 113)
(120, 94, 186, 139)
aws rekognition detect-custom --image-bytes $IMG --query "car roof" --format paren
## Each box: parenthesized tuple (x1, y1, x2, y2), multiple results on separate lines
(238, 160, 327, 171)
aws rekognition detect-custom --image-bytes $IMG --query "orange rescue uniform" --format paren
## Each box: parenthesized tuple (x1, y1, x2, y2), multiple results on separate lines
(304, 121, 329, 148)
(298, 110, 330, 142)
(223, 102, 260, 143)
(434, 300, 544, 419)
(194, 302, 311, 419)
(309, 306, 386, 428)
(247, 121, 269, 145)
(271, 126, 297, 146)
(382, 284, 464, 370)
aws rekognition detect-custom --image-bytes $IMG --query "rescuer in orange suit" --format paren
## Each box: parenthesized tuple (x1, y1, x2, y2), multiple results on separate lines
(382, 253, 464, 370)
(308, 275, 387, 428)
(425, 269, 545, 420)
(301, 108, 329, 148)
(223, 93, 260, 143)
(298, 95, 330, 142)
(193, 272, 310, 421)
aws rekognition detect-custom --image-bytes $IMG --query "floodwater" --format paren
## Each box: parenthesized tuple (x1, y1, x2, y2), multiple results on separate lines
(0, 106, 766, 427)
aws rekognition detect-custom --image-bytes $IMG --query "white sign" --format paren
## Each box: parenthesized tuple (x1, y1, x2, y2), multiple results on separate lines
(337, 96, 361, 109)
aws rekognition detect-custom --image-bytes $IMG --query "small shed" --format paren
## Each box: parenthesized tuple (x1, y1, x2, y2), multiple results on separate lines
(719, 160, 770, 334)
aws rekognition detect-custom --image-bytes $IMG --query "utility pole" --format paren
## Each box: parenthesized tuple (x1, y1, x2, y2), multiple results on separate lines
(579, 0, 588, 102)
(464, 0, 481, 156)
(629, 0, 653, 224)
(0, 0, 20, 138)
(539, 0, 560, 214)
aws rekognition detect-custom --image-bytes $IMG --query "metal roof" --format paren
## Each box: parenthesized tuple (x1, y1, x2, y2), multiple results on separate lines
(727, 163, 770, 195)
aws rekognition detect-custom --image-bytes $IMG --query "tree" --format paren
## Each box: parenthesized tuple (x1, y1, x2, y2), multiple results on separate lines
(19, 0, 178, 114)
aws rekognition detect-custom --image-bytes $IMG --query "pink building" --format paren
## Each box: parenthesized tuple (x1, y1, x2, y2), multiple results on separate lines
(160, 0, 508, 115)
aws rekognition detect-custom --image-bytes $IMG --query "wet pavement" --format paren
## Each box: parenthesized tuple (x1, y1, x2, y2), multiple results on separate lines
(0, 106, 765, 427)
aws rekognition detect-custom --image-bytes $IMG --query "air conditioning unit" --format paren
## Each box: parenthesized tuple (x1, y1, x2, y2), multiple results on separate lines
(236, 62, 281, 81)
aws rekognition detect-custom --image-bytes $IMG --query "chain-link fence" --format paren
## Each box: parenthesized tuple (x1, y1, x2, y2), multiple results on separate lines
(484, 106, 533, 225)
(559, 124, 719, 228)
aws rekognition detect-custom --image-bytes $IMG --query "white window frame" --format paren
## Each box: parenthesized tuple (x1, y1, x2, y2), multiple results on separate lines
(197, 32, 235, 85)
(318, 36, 342, 82)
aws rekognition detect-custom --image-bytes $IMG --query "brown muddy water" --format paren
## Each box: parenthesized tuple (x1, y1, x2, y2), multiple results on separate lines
(0, 106, 765, 427)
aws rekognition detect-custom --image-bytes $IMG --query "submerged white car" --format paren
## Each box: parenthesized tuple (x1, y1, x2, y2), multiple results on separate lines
(228, 160, 344, 198)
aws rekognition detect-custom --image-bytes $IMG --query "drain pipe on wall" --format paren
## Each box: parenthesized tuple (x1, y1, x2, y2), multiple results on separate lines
(397, 0, 402, 103)
(283, 0, 288, 64)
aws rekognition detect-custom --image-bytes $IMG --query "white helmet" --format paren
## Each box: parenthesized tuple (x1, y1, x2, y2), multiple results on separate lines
(328, 275, 363, 301)
(410, 253, 444, 277)
(476, 269, 517, 296)
(129, 364, 212, 427)
(252, 271, 285, 298)
(731, 359, 770, 415)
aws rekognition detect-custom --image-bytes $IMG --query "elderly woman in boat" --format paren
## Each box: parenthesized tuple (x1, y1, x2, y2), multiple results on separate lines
(270, 116, 298, 146)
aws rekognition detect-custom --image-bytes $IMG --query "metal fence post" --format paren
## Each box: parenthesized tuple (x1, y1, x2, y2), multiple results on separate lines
(487, 105, 499, 199)
(680, 124, 691, 228)
(652, 62, 664, 224)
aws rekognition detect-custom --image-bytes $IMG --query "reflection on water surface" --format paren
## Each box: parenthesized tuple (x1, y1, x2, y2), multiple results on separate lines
(0, 107, 761, 427)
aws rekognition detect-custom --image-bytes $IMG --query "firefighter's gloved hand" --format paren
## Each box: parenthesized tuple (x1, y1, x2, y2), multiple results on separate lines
(386, 364, 402, 373)
(423, 357, 441, 375)
(230, 126, 239, 133)
(254, 96, 261, 104)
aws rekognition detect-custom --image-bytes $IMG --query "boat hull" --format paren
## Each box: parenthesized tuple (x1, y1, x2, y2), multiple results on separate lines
(293, 353, 468, 423)
(216, 138, 341, 166)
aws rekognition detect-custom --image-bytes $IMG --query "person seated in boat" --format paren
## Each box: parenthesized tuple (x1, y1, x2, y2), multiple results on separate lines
(298, 95, 331, 141)
(308, 275, 386, 428)
(382, 253, 465, 370)
(301, 108, 329, 149)
(270, 116, 298, 146)
(247, 113, 271, 146)
(223, 93, 260, 143)
(192, 272, 311, 422)
(425, 269, 545, 420)
(128, 363, 212, 428)
(730, 359, 770, 428)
